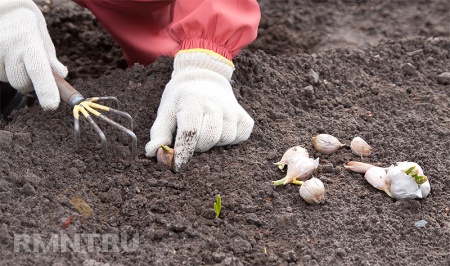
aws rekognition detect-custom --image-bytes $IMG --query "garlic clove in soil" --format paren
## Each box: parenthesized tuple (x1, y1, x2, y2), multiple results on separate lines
(344, 161, 375, 174)
(156, 144, 174, 169)
(311, 134, 345, 155)
(364, 166, 393, 197)
(299, 177, 326, 204)
(272, 156, 320, 186)
(274, 145, 309, 170)
(386, 162, 430, 199)
(350, 137, 373, 157)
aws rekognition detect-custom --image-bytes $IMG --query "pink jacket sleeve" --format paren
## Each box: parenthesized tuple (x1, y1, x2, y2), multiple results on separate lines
(73, 0, 261, 66)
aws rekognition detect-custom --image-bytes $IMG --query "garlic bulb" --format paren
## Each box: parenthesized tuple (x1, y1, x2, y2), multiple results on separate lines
(156, 144, 174, 169)
(364, 166, 393, 197)
(272, 156, 319, 186)
(344, 161, 375, 174)
(311, 134, 345, 155)
(274, 146, 309, 170)
(350, 137, 372, 157)
(386, 162, 430, 199)
(299, 177, 326, 204)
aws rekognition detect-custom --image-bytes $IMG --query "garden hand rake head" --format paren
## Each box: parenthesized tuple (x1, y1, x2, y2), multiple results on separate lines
(53, 71, 137, 158)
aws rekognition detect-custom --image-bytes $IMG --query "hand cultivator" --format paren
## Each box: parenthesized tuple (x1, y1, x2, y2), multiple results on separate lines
(53, 72, 137, 158)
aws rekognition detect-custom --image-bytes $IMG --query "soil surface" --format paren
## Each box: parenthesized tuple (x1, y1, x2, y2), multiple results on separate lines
(1, 1, 450, 265)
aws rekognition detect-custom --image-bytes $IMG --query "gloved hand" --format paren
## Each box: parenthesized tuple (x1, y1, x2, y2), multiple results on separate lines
(145, 49, 254, 171)
(0, 0, 68, 110)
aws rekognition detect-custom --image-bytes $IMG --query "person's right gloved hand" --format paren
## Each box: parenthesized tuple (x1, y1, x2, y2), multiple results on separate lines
(145, 49, 254, 172)
(0, 0, 68, 110)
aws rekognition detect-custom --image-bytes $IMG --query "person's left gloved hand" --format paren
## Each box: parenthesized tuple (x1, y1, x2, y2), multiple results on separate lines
(0, 0, 68, 110)
(145, 49, 254, 172)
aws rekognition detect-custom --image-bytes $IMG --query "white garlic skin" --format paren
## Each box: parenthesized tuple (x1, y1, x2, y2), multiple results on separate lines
(284, 157, 320, 185)
(420, 180, 431, 198)
(344, 161, 375, 174)
(274, 146, 309, 169)
(386, 162, 430, 199)
(299, 177, 326, 204)
(350, 137, 373, 157)
(311, 134, 345, 155)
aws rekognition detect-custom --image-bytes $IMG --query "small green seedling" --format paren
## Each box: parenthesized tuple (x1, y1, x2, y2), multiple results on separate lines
(214, 194, 222, 218)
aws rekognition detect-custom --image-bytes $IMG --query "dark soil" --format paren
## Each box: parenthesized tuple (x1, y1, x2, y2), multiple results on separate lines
(1, 1, 449, 265)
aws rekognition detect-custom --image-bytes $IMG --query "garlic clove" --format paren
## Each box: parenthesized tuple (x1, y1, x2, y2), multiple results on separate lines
(283, 157, 320, 185)
(311, 134, 345, 155)
(364, 166, 392, 197)
(274, 146, 309, 170)
(272, 157, 319, 186)
(156, 144, 174, 169)
(299, 177, 326, 204)
(350, 137, 373, 157)
(344, 161, 375, 174)
(386, 162, 430, 199)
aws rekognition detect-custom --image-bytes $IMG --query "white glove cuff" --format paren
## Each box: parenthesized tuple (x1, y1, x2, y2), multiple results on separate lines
(173, 49, 235, 81)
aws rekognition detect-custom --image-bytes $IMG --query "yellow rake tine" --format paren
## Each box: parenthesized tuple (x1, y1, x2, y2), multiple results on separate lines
(73, 106, 81, 152)
(96, 113, 137, 157)
(73, 104, 107, 158)
(105, 107, 134, 130)
(88, 97, 100, 102)
(80, 102, 101, 117)
(86, 102, 110, 112)
(78, 105, 90, 118)
(85, 116, 108, 158)
(86, 101, 133, 130)
(78, 101, 135, 157)
(87, 96, 119, 108)
(73, 105, 91, 152)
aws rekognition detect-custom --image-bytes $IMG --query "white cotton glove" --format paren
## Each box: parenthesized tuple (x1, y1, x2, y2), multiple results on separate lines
(145, 49, 254, 171)
(0, 0, 68, 110)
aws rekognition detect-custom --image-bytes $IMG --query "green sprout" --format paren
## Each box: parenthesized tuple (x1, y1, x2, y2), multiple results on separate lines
(404, 166, 428, 185)
(214, 194, 222, 218)
(160, 144, 171, 151)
